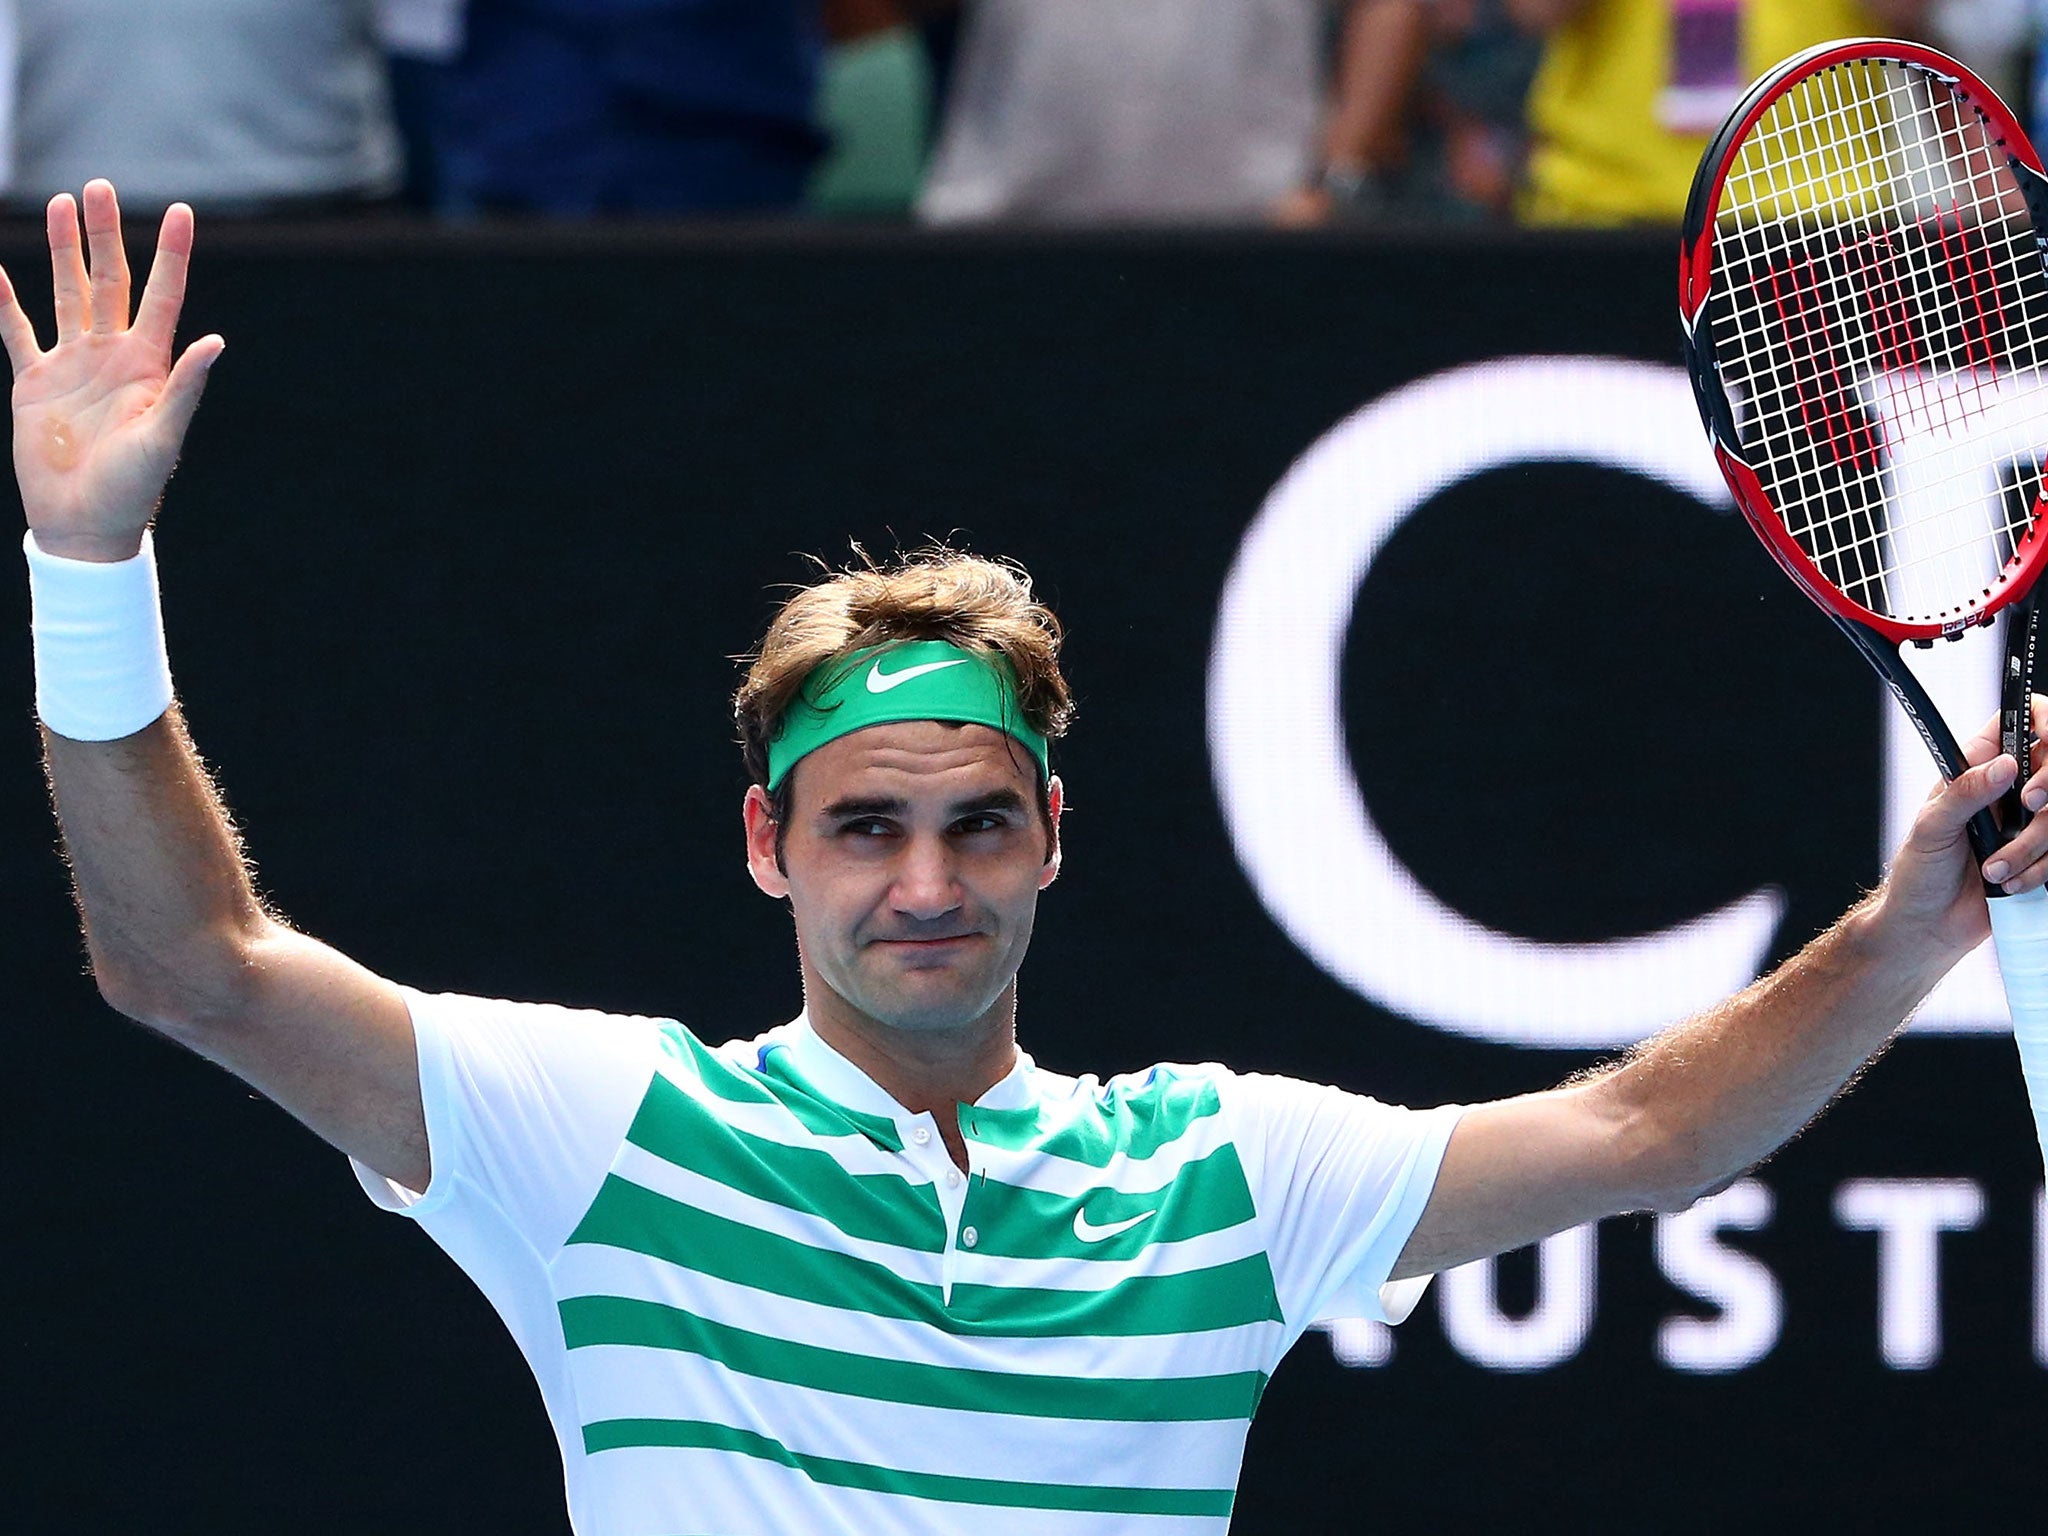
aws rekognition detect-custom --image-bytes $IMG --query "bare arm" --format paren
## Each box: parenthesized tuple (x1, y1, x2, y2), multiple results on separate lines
(12, 182, 426, 1189)
(1392, 715, 2048, 1279)
(1272, 0, 1430, 227)
(1322, 0, 1431, 178)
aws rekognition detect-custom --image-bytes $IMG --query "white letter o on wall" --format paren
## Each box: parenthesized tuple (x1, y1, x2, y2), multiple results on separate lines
(1206, 356, 1786, 1047)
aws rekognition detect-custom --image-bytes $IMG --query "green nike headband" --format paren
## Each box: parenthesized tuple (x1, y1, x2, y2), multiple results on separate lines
(766, 639, 1051, 791)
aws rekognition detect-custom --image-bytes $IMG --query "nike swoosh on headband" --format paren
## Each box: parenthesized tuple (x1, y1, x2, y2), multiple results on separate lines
(1072, 1208, 1157, 1244)
(866, 656, 973, 694)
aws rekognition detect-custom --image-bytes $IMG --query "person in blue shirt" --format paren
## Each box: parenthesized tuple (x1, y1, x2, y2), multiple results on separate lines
(417, 0, 829, 216)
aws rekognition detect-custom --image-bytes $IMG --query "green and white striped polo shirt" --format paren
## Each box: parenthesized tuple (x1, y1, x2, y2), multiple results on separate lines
(356, 989, 1461, 1535)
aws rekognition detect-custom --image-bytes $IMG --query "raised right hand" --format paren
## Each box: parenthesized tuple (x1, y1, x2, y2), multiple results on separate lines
(1869, 698, 2048, 965)
(0, 179, 223, 563)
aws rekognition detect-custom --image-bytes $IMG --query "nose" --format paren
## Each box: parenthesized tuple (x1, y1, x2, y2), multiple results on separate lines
(891, 830, 963, 922)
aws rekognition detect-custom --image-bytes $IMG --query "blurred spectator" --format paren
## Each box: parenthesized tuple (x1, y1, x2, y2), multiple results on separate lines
(378, 0, 466, 209)
(376, 0, 466, 60)
(1926, 0, 2027, 104)
(914, 6, 966, 124)
(0, 3, 16, 197)
(1514, 0, 1926, 225)
(1274, 0, 1542, 224)
(1271, 0, 1434, 224)
(918, 0, 1399, 225)
(1420, 0, 1546, 217)
(808, 0, 937, 216)
(13, 0, 402, 214)
(409, 0, 829, 217)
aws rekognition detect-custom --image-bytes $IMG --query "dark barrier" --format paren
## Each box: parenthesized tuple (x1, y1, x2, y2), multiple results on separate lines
(1, 223, 2037, 1532)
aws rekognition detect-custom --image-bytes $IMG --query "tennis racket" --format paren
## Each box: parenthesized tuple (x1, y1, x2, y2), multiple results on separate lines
(1680, 38, 2048, 1167)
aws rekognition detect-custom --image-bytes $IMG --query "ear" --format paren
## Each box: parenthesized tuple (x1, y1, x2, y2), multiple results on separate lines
(1039, 775, 1064, 890)
(743, 784, 790, 899)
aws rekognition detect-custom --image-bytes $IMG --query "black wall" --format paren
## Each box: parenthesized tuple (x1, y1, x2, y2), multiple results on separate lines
(1, 223, 2035, 1532)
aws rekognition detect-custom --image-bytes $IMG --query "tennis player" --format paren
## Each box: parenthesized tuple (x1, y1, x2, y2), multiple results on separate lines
(17, 182, 2048, 1534)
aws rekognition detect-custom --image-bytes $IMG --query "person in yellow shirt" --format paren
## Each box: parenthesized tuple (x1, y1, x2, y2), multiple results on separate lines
(1515, 0, 1926, 224)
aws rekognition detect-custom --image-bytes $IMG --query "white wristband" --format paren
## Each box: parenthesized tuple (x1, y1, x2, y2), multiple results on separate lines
(24, 529, 175, 741)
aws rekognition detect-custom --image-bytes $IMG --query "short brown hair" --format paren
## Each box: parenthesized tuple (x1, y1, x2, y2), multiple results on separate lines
(736, 545, 1074, 792)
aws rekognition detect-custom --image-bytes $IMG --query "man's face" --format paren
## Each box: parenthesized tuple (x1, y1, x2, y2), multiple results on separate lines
(744, 720, 1061, 1037)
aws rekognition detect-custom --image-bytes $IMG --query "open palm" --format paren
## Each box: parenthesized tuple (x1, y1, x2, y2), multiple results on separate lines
(0, 180, 222, 563)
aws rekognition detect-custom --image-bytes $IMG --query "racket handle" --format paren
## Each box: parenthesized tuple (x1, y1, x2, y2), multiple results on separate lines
(1989, 886, 2048, 1175)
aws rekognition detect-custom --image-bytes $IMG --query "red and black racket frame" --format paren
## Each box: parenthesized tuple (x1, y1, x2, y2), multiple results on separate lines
(1679, 37, 2048, 872)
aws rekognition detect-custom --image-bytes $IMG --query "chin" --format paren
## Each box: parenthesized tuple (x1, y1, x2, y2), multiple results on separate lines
(846, 974, 1009, 1034)
(867, 994, 999, 1034)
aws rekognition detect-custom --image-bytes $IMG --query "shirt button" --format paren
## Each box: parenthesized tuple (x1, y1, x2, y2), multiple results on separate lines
(912, 1127, 931, 1145)
(946, 1171, 962, 1188)
(961, 1226, 979, 1249)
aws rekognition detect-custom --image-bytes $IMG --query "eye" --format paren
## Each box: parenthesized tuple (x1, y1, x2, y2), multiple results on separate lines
(952, 812, 1012, 836)
(838, 817, 897, 838)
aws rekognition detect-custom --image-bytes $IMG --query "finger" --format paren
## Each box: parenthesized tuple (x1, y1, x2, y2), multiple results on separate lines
(46, 194, 90, 340)
(1985, 799, 2048, 889)
(1961, 697, 2009, 765)
(132, 202, 195, 352)
(0, 265, 46, 375)
(1986, 829, 2048, 891)
(1918, 752, 2017, 846)
(82, 179, 130, 335)
(2025, 761, 2048, 815)
(149, 333, 225, 446)
(2021, 695, 2048, 806)
(1962, 695, 2048, 775)
(2026, 692, 2048, 765)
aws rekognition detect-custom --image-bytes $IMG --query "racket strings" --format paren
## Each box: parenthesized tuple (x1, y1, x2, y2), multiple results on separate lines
(1721, 69, 2044, 608)
(1728, 77, 2036, 499)
(1706, 57, 2048, 624)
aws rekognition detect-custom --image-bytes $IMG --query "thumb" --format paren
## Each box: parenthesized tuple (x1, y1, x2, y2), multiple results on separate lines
(152, 333, 225, 445)
(1918, 752, 2017, 847)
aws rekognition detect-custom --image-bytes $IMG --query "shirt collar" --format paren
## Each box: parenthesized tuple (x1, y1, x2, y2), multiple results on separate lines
(784, 1013, 1039, 1116)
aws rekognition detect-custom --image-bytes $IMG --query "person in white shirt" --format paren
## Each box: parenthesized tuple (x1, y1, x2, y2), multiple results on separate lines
(10, 181, 2047, 1531)
(12, 1, 401, 213)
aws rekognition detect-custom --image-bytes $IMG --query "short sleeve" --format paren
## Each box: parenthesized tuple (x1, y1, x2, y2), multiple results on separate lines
(1224, 1072, 1464, 1336)
(351, 987, 664, 1258)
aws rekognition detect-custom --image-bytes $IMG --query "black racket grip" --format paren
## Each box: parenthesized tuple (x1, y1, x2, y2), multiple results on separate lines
(2000, 596, 2043, 848)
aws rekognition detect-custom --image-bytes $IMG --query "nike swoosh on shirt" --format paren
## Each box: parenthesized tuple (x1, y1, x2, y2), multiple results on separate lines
(866, 657, 972, 693)
(1073, 1208, 1157, 1244)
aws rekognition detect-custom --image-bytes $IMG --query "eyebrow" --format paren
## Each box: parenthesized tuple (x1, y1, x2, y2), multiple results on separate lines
(819, 795, 906, 820)
(819, 787, 1029, 821)
(955, 788, 1029, 817)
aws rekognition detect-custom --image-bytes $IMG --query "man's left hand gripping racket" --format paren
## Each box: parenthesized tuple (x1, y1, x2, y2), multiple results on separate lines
(1680, 38, 2048, 1167)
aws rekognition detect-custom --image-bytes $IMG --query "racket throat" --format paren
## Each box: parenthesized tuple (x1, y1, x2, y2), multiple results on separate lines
(1835, 615, 2009, 876)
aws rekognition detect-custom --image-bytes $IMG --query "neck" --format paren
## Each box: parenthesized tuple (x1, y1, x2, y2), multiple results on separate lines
(803, 976, 1021, 1123)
